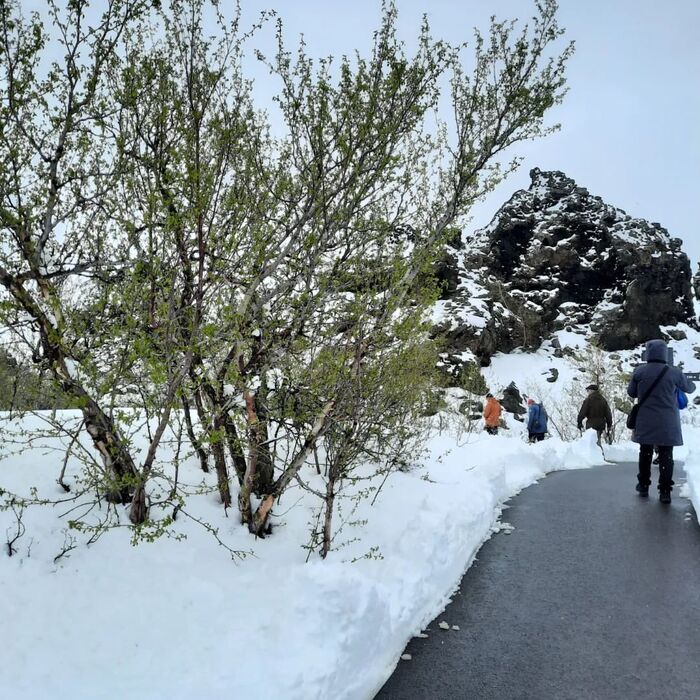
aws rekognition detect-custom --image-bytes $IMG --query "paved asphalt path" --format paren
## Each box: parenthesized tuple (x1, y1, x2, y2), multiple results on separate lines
(377, 461, 700, 700)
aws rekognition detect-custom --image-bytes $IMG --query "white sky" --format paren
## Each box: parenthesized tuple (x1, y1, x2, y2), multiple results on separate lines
(234, 0, 700, 266)
(23, 0, 700, 265)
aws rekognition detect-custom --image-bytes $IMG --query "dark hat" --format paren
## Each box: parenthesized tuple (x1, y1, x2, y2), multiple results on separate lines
(486, 392, 493, 398)
(586, 384, 598, 391)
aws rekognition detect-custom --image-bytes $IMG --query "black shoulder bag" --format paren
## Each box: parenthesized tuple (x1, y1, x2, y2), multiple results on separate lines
(626, 365, 669, 430)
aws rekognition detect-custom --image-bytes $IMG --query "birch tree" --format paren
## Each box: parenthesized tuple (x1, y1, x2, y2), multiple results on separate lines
(238, 0, 573, 535)
(0, 0, 156, 504)
(0, 0, 573, 545)
(112, 0, 573, 537)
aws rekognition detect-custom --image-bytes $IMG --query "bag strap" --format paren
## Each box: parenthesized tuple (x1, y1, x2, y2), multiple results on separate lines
(637, 365, 669, 408)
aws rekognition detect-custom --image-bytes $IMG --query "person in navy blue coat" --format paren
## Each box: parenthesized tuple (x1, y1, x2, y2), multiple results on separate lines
(627, 339, 695, 503)
(527, 398, 548, 442)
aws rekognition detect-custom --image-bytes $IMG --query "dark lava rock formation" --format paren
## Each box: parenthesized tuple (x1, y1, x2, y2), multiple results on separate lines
(434, 169, 695, 368)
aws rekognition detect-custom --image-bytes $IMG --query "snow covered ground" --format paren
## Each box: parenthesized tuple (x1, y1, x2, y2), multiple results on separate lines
(680, 426, 700, 524)
(0, 410, 632, 700)
(2, 329, 700, 699)
(479, 324, 700, 528)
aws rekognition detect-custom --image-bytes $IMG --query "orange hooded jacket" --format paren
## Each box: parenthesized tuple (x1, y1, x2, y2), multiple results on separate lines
(483, 397, 502, 427)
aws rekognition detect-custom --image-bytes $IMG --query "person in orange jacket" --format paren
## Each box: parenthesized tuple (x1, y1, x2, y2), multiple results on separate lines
(483, 392, 502, 435)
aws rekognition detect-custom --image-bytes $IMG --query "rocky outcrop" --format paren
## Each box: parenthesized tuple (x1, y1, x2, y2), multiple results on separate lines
(501, 382, 527, 419)
(434, 169, 695, 367)
(693, 264, 700, 313)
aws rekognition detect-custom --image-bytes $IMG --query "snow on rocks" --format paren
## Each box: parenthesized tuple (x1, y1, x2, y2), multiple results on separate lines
(435, 168, 696, 370)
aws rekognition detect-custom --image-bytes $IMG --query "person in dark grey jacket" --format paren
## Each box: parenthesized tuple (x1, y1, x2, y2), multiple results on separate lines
(627, 339, 695, 503)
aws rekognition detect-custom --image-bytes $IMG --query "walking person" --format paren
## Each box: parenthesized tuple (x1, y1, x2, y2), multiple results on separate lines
(577, 384, 613, 446)
(483, 393, 502, 435)
(627, 339, 695, 503)
(527, 398, 548, 442)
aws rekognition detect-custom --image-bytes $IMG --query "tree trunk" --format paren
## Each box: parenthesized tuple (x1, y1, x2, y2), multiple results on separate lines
(130, 483, 148, 524)
(196, 375, 232, 507)
(127, 352, 196, 524)
(0, 275, 138, 503)
(79, 397, 138, 504)
(223, 413, 248, 486)
(212, 444, 232, 508)
(191, 375, 210, 429)
(211, 409, 232, 507)
(252, 390, 274, 495)
(51, 359, 137, 503)
(182, 395, 209, 472)
(321, 472, 336, 559)
(250, 399, 335, 536)
(238, 392, 259, 528)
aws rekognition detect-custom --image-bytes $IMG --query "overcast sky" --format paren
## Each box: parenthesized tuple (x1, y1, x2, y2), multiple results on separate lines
(25, 0, 700, 265)
(235, 0, 700, 266)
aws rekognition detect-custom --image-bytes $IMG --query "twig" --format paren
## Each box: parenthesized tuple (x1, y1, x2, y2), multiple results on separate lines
(177, 508, 251, 562)
(5, 500, 26, 556)
(53, 534, 77, 563)
(58, 418, 85, 492)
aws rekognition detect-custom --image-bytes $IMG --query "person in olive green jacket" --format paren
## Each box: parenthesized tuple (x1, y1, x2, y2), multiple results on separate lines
(577, 384, 612, 445)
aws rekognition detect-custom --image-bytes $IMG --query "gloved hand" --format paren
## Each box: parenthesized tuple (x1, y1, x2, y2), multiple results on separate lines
(577, 423, 583, 431)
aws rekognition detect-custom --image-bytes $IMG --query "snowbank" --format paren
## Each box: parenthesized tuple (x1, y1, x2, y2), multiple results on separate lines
(481, 327, 700, 527)
(5, 321, 700, 699)
(0, 415, 614, 700)
(681, 425, 700, 526)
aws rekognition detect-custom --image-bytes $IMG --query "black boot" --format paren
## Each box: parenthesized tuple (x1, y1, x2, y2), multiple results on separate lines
(635, 483, 649, 497)
(637, 445, 653, 496)
(657, 447, 674, 502)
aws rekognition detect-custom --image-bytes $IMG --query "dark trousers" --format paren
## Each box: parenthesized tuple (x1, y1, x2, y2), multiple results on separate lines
(529, 432, 545, 443)
(638, 444, 674, 491)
